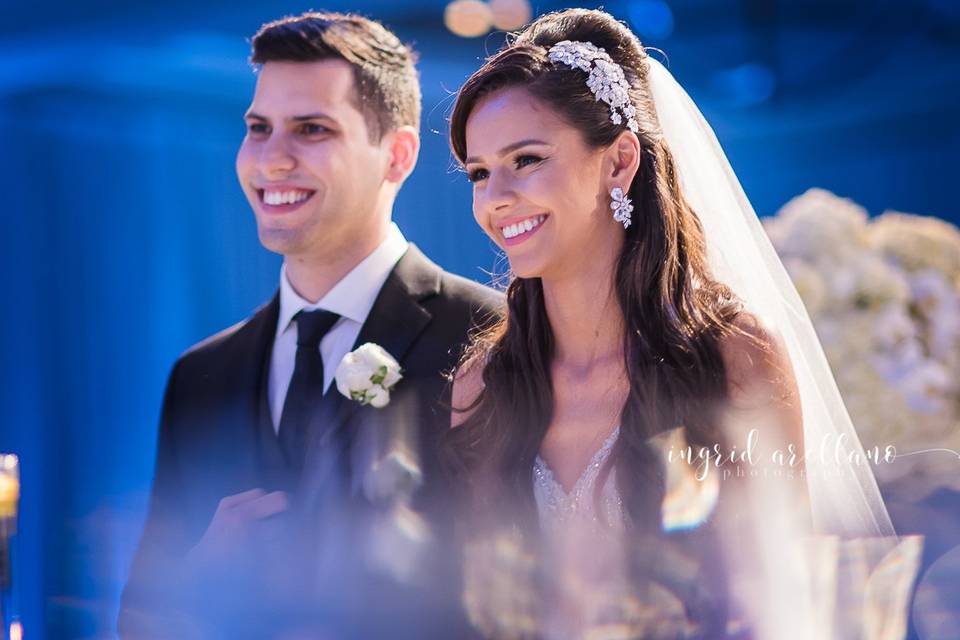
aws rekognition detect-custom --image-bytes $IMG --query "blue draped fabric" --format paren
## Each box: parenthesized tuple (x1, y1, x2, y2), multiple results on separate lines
(1, 1, 958, 637)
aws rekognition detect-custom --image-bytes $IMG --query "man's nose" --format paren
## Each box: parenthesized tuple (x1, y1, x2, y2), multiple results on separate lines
(257, 133, 297, 176)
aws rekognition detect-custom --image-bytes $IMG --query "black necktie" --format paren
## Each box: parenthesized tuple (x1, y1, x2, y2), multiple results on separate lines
(278, 309, 340, 472)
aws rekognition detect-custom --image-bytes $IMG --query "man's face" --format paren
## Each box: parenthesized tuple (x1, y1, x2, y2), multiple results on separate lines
(236, 59, 390, 260)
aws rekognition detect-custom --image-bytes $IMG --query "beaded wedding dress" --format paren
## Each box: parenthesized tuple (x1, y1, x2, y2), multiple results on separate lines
(530, 421, 918, 640)
(532, 428, 730, 639)
(532, 428, 638, 640)
(533, 427, 623, 531)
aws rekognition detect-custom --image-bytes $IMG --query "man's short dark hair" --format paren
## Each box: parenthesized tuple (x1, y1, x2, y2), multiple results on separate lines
(250, 11, 421, 141)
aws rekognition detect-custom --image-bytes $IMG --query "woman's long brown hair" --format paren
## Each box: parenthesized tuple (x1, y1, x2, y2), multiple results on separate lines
(444, 8, 761, 541)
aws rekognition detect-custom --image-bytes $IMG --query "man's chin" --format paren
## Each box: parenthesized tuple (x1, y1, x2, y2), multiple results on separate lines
(257, 227, 309, 256)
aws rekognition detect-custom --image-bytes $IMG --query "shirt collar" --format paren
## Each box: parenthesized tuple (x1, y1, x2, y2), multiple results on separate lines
(277, 222, 408, 337)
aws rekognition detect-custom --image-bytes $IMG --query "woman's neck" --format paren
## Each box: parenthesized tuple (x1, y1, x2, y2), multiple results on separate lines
(542, 254, 624, 372)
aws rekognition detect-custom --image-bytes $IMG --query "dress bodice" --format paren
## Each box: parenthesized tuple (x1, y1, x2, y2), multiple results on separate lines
(532, 426, 624, 531)
(531, 427, 632, 639)
(529, 426, 731, 638)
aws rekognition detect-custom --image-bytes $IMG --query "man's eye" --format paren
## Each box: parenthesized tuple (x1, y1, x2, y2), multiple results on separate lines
(247, 123, 269, 134)
(515, 154, 543, 169)
(467, 168, 489, 183)
(299, 123, 328, 135)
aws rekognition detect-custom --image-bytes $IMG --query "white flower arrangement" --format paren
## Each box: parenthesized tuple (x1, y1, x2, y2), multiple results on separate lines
(334, 343, 403, 409)
(765, 188, 960, 498)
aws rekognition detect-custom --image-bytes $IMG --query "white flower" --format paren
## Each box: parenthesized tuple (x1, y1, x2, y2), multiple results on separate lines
(335, 343, 403, 408)
(782, 257, 828, 314)
(366, 385, 390, 409)
(828, 254, 910, 309)
(909, 269, 960, 355)
(872, 303, 917, 352)
(766, 189, 960, 497)
(870, 211, 960, 278)
(764, 188, 870, 266)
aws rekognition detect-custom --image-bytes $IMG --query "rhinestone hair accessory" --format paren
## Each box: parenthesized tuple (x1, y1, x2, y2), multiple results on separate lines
(547, 40, 640, 133)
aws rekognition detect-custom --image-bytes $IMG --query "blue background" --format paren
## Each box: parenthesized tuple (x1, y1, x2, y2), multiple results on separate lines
(1, 0, 958, 637)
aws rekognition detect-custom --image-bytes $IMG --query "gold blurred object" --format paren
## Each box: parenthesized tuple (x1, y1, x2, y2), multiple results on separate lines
(0, 456, 18, 521)
(490, 0, 532, 30)
(648, 429, 719, 532)
(462, 528, 540, 637)
(9, 621, 21, 640)
(444, 0, 493, 38)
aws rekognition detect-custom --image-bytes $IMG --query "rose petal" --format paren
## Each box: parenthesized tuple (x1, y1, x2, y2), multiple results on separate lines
(369, 387, 390, 409)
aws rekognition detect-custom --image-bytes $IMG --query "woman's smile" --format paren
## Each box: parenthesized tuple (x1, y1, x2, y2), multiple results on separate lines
(499, 214, 549, 246)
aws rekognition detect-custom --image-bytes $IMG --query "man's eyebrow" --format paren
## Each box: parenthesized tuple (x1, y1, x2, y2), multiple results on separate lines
(243, 111, 340, 124)
(290, 112, 337, 122)
(464, 138, 551, 165)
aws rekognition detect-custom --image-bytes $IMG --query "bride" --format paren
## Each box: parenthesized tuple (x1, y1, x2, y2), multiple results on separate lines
(444, 8, 899, 639)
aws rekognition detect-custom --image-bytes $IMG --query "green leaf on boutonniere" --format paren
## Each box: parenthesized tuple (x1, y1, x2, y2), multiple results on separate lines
(370, 365, 388, 386)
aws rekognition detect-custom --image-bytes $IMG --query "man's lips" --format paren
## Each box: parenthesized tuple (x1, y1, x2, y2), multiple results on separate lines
(255, 186, 317, 211)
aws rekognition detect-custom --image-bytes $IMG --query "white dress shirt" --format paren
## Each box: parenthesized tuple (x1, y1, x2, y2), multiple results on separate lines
(268, 223, 408, 432)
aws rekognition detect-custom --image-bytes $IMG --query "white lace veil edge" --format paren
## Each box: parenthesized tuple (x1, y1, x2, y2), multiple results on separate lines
(644, 55, 895, 538)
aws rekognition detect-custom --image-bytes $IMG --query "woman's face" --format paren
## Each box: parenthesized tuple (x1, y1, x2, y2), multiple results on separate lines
(463, 87, 622, 280)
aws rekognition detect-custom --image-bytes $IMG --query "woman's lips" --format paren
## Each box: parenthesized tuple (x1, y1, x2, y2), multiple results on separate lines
(500, 214, 548, 247)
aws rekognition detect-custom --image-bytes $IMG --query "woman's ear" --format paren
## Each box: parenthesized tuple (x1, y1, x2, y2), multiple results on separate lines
(605, 130, 642, 190)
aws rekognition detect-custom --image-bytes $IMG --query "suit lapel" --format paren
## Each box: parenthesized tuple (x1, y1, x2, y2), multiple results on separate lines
(298, 245, 440, 504)
(214, 292, 281, 492)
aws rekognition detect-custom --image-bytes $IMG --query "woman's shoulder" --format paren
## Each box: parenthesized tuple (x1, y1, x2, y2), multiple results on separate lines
(717, 312, 797, 405)
(450, 353, 487, 428)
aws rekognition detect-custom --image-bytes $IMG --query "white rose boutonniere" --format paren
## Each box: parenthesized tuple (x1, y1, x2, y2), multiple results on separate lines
(335, 343, 403, 408)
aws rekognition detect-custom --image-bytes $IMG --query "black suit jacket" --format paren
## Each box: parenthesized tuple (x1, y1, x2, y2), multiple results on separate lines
(119, 245, 502, 639)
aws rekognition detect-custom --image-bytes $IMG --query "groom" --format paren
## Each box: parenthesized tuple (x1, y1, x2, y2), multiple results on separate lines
(119, 11, 499, 638)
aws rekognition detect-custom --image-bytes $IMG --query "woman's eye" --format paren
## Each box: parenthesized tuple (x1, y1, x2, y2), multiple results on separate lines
(515, 154, 543, 169)
(467, 168, 489, 183)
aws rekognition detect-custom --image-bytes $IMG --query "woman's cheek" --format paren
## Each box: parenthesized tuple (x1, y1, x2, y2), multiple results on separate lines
(523, 167, 558, 200)
(471, 207, 499, 245)
(487, 223, 504, 247)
